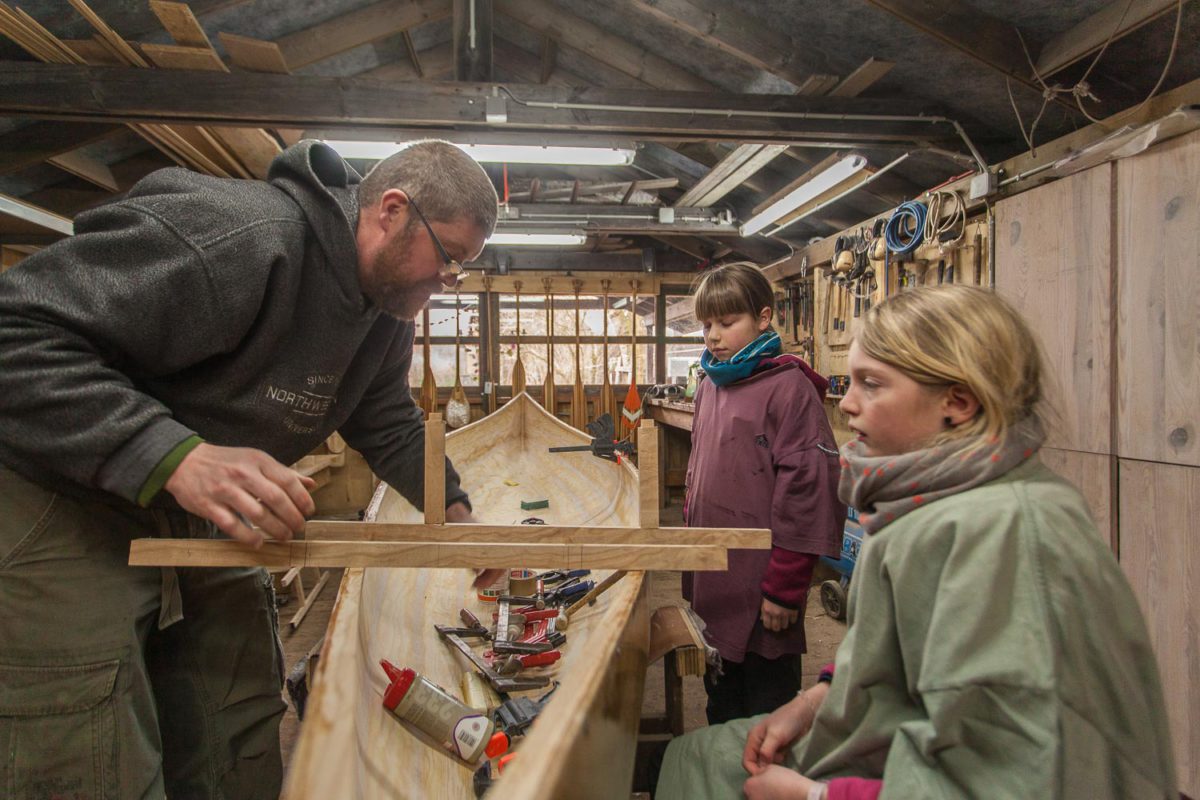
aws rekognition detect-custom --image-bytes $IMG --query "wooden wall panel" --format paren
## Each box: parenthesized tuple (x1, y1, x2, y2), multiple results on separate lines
(1116, 128, 1200, 467)
(1039, 447, 1114, 549)
(1118, 459, 1199, 796)
(995, 164, 1113, 454)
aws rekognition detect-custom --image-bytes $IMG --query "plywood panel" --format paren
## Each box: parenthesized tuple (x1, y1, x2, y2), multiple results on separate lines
(1039, 446, 1114, 549)
(1116, 128, 1200, 466)
(995, 163, 1113, 454)
(1118, 459, 1199, 796)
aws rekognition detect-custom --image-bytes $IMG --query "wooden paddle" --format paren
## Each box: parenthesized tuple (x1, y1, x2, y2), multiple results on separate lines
(621, 279, 644, 433)
(511, 280, 526, 396)
(570, 279, 588, 430)
(445, 287, 470, 429)
(600, 279, 616, 422)
(542, 277, 556, 414)
(419, 306, 437, 418)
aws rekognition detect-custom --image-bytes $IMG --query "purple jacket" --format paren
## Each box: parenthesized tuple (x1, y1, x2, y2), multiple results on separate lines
(683, 355, 846, 662)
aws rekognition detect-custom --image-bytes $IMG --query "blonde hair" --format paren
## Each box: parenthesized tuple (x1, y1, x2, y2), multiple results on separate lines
(856, 285, 1050, 444)
(692, 262, 774, 322)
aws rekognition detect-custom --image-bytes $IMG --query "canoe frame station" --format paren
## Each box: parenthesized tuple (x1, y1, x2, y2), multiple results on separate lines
(128, 414, 770, 571)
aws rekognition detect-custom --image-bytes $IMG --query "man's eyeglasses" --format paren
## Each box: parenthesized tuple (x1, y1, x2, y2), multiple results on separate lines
(408, 197, 466, 289)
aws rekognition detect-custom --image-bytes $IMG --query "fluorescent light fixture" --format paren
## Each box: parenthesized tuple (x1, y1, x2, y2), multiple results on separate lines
(323, 139, 635, 166)
(740, 155, 868, 237)
(486, 232, 587, 246)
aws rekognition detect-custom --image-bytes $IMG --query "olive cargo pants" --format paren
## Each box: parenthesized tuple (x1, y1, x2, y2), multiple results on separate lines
(0, 466, 287, 800)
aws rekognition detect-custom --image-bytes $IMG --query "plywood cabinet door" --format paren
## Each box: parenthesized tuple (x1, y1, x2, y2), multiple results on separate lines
(1119, 459, 1199, 796)
(1117, 128, 1200, 466)
(1039, 447, 1114, 550)
(996, 164, 1113, 454)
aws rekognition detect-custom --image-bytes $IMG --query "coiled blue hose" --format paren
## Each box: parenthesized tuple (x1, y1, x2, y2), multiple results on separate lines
(884, 201, 928, 256)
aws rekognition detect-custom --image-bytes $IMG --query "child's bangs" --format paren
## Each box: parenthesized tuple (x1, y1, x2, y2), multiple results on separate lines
(694, 277, 752, 321)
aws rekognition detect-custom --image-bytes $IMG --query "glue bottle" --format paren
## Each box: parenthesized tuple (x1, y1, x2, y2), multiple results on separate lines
(380, 660, 509, 764)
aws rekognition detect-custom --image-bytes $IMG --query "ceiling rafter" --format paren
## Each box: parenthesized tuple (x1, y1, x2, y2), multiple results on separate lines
(273, 0, 449, 71)
(1035, 0, 1181, 78)
(495, 0, 713, 91)
(629, 0, 845, 90)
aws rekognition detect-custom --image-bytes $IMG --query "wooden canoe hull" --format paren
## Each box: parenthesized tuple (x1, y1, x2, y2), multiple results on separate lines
(284, 393, 648, 799)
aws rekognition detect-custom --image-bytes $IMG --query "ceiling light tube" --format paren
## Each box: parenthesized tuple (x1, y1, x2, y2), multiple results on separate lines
(323, 139, 635, 166)
(486, 232, 588, 246)
(740, 155, 868, 237)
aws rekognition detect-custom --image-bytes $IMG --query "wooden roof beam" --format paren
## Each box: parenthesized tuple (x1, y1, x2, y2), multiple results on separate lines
(629, 0, 839, 90)
(46, 148, 119, 192)
(0, 120, 120, 175)
(274, 0, 450, 70)
(0, 63, 947, 146)
(495, 0, 713, 91)
(453, 0, 492, 81)
(0, 192, 73, 236)
(1035, 0, 1181, 78)
(674, 144, 787, 207)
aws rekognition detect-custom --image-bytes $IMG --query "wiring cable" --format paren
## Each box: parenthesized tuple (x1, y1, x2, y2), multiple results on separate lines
(923, 189, 967, 250)
(883, 201, 927, 256)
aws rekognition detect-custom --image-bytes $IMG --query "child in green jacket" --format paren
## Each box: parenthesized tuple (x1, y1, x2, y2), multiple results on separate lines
(657, 285, 1177, 800)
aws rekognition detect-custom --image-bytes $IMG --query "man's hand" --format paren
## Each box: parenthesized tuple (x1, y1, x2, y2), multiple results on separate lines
(743, 765, 822, 800)
(444, 501, 503, 590)
(742, 683, 829, 776)
(761, 597, 799, 632)
(164, 443, 316, 548)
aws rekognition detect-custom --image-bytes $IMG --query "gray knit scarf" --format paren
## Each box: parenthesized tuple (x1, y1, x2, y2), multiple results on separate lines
(838, 416, 1046, 534)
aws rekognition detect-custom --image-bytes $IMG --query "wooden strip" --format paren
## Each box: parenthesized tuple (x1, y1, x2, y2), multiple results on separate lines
(638, 419, 659, 528)
(149, 0, 213, 48)
(218, 31, 290, 73)
(0, 121, 120, 175)
(424, 413, 446, 524)
(276, 0, 450, 70)
(828, 57, 895, 97)
(0, 3, 66, 62)
(142, 42, 226, 71)
(128, 538, 729, 570)
(0, 192, 74, 235)
(60, 37, 125, 64)
(12, 6, 81, 63)
(304, 521, 770, 549)
(1036, 0, 1178, 78)
(288, 570, 330, 629)
(47, 149, 119, 191)
(67, 0, 150, 67)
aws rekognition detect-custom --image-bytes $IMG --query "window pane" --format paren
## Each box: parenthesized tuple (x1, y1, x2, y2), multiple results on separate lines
(499, 343, 548, 387)
(409, 344, 481, 387)
(606, 343, 654, 385)
(665, 294, 703, 338)
(423, 293, 480, 338)
(667, 343, 706, 383)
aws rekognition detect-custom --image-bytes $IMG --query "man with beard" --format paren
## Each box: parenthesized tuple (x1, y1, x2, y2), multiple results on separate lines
(0, 140, 498, 799)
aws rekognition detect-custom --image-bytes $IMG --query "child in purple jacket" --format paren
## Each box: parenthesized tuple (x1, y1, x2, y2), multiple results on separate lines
(684, 262, 846, 724)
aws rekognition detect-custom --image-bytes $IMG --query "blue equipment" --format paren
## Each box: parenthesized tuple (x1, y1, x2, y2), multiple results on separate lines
(818, 510, 864, 621)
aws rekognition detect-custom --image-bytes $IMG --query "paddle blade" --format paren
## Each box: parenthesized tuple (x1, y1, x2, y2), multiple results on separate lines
(511, 357, 526, 395)
(621, 382, 642, 430)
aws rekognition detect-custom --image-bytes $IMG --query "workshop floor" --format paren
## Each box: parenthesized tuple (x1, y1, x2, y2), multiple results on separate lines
(276, 500, 848, 776)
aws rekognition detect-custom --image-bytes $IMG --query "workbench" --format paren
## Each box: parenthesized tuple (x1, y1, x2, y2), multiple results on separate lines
(645, 399, 694, 503)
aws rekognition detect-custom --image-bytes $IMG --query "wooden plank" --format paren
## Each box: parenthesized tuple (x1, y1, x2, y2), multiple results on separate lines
(128, 538, 729, 570)
(148, 0, 213, 48)
(0, 63, 938, 146)
(628, 0, 827, 89)
(1039, 447, 1115, 550)
(0, 121, 120, 175)
(303, 521, 769, 548)
(424, 413, 446, 524)
(402, 28, 423, 77)
(288, 569, 330, 629)
(1035, 0, 1179, 78)
(452, 0, 492, 81)
(496, 0, 714, 92)
(646, 401, 693, 432)
(995, 164, 1114, 454)
(1116, 128, 1200, 466)
(218, 31, 290, 73)
(675, 144, 787, 207)
(1118, 459, 1200, 796)
(355, 40, 453, 81)
(142, 42, 226, 72)
(60, 37, 126, 64)
(276, 0, 450, 70)
(828, 57, 895, 97)
(67, 0, 149, 67)
(47, 149, 119, 191)
(639, 420, 660, 528)
(539, 33, 556, 84)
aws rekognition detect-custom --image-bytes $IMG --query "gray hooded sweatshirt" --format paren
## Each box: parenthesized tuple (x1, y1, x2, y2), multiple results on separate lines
(0, 140, 467, 512)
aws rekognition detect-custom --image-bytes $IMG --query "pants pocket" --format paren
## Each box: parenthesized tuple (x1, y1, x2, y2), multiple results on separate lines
(0, 468, 60, 570)
(0, 659, 121, 800)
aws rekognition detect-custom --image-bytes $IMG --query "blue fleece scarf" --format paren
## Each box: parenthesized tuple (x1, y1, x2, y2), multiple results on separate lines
(700, 330, 782, 387)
